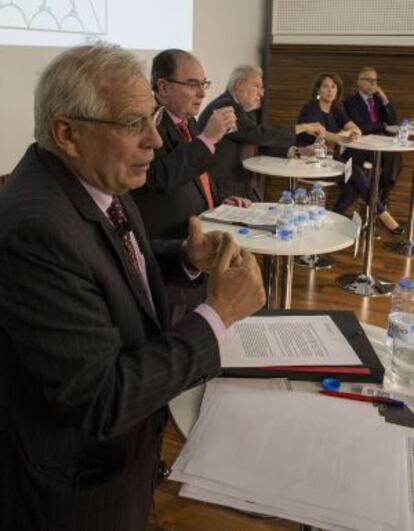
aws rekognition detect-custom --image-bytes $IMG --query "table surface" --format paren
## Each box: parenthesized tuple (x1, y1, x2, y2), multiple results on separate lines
(169, 323, 388, 438)
(201, 203, 357, 257)
(340, 134, 414, 152)
(385, 124, 414, 136)
(243, 155, 345, 178)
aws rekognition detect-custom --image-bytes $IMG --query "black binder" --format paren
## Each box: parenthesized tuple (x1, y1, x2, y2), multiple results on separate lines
(222, 310, 385, 383)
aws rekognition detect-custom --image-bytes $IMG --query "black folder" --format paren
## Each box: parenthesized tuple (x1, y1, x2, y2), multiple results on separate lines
(222, 310, 385, 383)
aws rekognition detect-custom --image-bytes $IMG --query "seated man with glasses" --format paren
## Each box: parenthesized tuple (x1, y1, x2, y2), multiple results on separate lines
(131, 49, 252, 321)
(344, 66, 402, 208)
(0, 43, 265, 531)
(198, 64, 326, 201)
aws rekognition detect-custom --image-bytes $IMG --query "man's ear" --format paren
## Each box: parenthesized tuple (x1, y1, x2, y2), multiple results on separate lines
(156, 78, 169, 98)
(49, 117, 82, 159)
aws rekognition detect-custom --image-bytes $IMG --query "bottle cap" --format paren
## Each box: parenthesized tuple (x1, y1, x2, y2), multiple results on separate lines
(399, 277, 414, 290)
(295, 188, 306, 195)
(238, 227, 250, 235)
(321, 378, 341, 391)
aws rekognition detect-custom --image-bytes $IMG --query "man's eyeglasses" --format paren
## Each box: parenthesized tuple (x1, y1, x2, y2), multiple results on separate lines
(360, 78, 379, 84)
(166, 79, 211, 91)
(67, 105, 164, 136)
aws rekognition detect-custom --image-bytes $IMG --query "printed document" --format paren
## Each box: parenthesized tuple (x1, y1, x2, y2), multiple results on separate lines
(221, 315, 361, 367)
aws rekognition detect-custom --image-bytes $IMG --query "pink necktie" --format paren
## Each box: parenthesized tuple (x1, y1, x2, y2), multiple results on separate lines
(367, 97, 377, 122)
(107, 197, 154, 309)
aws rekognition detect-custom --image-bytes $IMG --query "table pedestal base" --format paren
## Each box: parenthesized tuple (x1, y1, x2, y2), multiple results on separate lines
(336, 273, 393, 297)
(387, 240, 414, 256)
(295, 254, 335, 270)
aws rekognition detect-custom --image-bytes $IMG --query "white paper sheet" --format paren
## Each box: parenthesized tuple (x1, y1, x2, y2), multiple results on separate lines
(221, 315, 362, 367)
(171, 380, 406, 531)
(201, 204, 277, 228)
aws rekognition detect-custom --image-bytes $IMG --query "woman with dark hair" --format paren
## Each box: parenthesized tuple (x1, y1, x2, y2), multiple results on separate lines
(296, 72, 402, 234)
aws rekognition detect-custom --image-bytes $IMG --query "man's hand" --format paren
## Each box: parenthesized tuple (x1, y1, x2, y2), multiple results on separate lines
(296, 122, 327, 138)
(202, 106, 237, 144)
(298, 145, 316, 157)
(375, 86, 389, 105)
(222, 196, 252, 208)
(206, 234, 266, 327)
(185, 216, 226, 273)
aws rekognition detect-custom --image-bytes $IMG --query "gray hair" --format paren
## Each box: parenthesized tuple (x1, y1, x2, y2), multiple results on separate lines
(358, 66, 377, 79)
(226, 64, 263, 92)
(34, 43, 145, 152)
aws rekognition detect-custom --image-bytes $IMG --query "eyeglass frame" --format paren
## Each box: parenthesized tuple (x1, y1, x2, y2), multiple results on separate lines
(66, 105, 164, 136)
(165, 78, 212, 91)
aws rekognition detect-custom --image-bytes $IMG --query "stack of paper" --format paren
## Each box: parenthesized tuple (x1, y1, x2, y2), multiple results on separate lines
(201, 204, 277, 229)
(171, 379, 414, 531)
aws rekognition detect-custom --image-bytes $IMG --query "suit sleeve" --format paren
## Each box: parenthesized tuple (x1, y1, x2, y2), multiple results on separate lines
(0, 219, 221, 442)
(379, 100, 398, 125)
(344, 96, 387, 135)
(200, 99, 295, 150)
(144, 135, 214, 195)
(295, 103, 318, 146)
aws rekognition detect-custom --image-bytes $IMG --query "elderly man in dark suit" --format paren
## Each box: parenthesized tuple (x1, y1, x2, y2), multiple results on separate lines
(198, 65, 326, 200)
(344, 66, 402, 208)
(0, 44, 265, 531)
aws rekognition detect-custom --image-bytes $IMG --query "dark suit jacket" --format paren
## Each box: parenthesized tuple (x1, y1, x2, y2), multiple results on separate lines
(344, 92, 398, 135)
(0, 144, 221, 531)
(130, 111, 218, 240)
(344, 92, 402, 183)
(198, 91, 295, 200)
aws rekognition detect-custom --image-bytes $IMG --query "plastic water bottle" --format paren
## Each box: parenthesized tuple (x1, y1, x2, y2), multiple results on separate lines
(397, 118, 410, 146)
(276, 213, 294, 241)
(387, 277, 414, 391)
(278, 190, 294, 211)
(309, 184, 326, 229)
(314, 136, 327, 162)
(293, 188, 310, 235)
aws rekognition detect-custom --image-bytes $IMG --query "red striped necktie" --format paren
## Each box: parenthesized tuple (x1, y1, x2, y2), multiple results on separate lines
(176, 120, 215, 209)
(107, 197, 154, 309)
(367, 97, 378, 122)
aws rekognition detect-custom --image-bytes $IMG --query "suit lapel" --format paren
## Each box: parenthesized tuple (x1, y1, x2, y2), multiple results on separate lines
(356, 93, 370, 122)
(38, 148, 162, 329)
(121, 194, 169, 329)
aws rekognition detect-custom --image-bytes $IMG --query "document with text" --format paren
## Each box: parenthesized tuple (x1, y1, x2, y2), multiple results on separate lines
(221, 315, 361, 367)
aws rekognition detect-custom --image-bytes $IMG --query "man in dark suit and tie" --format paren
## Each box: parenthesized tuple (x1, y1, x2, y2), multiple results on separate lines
(198, 65, 326, 200)
(131, 49, 252, 319)
(344, 66, 402, 207)
(0, 44, 265, 531)
(131, 48, 250, 241)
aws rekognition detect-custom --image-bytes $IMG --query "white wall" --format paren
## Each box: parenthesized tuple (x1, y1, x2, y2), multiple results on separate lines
(193, 0, 265, 104)
(0, 0, 265, 174)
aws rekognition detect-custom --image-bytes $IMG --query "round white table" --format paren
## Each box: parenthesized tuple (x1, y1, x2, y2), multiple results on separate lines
(243, 156, 346, 271)
(336, 135, 414, 296)
(243, 155, 345, 182)
(201, 203, 357, 309)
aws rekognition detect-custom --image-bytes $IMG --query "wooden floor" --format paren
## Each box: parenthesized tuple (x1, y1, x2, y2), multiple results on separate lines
(149, 170, 414, 531)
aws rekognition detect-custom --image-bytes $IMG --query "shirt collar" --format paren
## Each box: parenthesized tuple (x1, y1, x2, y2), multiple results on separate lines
(165, 108, 186, 125)
(359, 91, 372, 103)
(78, 178, 113, 217)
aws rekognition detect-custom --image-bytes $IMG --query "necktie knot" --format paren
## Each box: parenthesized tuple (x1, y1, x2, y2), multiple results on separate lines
(177, 120, 192, 143)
